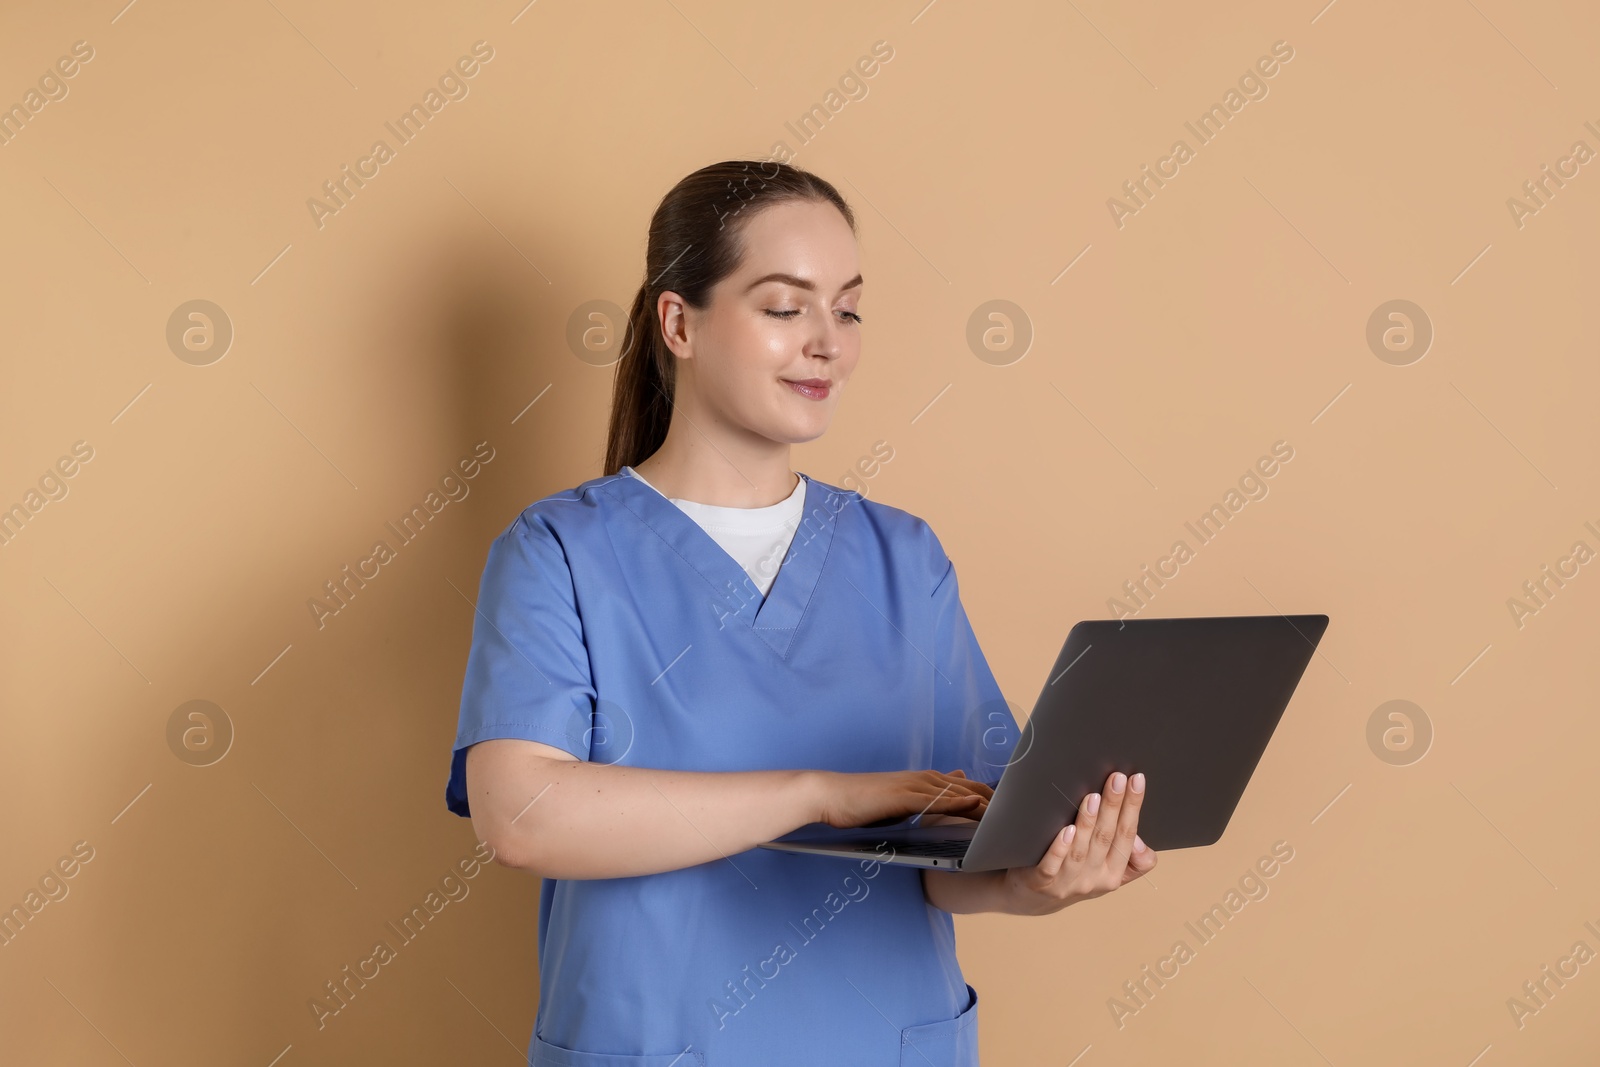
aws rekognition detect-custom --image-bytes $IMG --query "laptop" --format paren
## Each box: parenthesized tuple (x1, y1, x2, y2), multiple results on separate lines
(760, 613, 1329, 871)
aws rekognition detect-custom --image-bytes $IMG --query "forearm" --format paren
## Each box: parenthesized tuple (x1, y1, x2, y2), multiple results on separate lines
(921, 868, 1013, 914)
(477, 756, 825, 880)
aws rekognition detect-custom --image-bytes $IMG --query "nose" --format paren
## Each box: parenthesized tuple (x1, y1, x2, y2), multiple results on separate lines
(802, 316, 846, 362)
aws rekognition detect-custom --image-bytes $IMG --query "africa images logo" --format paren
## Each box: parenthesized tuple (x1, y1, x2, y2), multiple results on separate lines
(307, 441, 496, 629)
(305, 41, 495, 230)
(1106, 40, 1296, 229)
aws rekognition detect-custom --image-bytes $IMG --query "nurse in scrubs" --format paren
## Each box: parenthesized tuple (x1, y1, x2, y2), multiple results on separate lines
(446, 160, 1157, 1066)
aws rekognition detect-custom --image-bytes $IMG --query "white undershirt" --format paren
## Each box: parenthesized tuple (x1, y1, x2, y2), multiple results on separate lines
(622, 466, 805, 597)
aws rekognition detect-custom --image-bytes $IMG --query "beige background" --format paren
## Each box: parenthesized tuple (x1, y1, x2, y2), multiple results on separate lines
(2, 0, 1597, 1063)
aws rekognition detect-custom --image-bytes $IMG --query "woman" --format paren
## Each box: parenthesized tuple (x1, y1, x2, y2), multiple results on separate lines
(446, 160, 1157, 1066)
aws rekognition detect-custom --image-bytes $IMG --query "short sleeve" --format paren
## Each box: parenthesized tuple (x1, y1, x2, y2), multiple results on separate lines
(444, 512, 596, 818)
(930, 552, 1020, 789)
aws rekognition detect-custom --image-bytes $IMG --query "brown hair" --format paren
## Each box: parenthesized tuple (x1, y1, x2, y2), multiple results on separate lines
(602, 160, 856, 476)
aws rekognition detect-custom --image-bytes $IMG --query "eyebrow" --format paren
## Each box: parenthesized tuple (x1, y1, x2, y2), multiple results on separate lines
(744, 272, 863, 295)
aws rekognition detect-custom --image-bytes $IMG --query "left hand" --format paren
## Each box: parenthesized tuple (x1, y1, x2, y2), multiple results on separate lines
(998, 769, 1157, 915)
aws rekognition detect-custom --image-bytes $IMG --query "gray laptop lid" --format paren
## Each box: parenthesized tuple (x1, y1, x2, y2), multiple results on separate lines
(960, 613, 1328, 871)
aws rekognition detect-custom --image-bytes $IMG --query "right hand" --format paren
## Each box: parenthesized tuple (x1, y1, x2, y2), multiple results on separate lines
(815, 769, 993, 829)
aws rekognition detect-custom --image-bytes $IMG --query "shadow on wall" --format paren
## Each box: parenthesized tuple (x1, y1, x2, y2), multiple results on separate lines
(74, 226, 580, 1064)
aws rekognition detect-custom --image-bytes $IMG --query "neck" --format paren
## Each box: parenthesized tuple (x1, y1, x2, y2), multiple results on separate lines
(631, 426, 797, 508)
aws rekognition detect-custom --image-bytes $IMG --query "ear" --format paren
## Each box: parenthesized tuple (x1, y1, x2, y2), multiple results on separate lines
(657, 291, 693, 361)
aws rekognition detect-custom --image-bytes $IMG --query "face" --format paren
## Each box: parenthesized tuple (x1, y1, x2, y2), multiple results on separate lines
(660, 198, 863, 445)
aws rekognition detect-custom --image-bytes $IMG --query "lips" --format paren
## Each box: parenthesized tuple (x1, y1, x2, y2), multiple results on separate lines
(782, 378, 831, 400)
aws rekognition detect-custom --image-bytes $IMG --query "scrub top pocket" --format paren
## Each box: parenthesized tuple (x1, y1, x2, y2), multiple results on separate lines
(531, 1030, 706, 1066)
(899, 983, 979, 1067)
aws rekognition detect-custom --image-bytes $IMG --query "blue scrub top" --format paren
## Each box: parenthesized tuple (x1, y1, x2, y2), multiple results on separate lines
(446, 470, 1021, 1066)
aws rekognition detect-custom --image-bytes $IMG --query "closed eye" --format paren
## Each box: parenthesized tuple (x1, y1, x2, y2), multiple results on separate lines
(764, 308, 864, 323)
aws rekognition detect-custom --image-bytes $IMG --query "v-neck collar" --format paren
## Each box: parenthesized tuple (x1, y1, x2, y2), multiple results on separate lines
(597, 469, 842, 658)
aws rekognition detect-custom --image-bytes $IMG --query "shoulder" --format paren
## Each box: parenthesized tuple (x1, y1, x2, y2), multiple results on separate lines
(486, 470, 633, 552)
(804, 474, 952, 595)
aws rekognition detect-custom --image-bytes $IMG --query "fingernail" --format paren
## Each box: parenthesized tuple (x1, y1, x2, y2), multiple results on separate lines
(1061, 826, 1073, 844)
(1111, 772, 1126, 794)
(1134, 835, 1146, 852)
(1086, 792, 1100, 816)
(1131, 773, 1145, 794)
